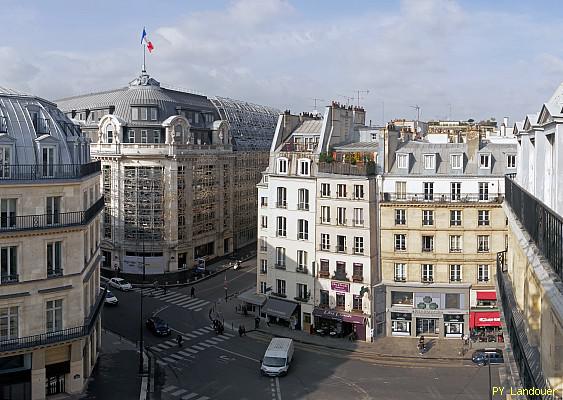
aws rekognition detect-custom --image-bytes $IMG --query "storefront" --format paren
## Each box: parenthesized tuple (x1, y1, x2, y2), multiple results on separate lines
(312, 308, 367, 341)
(443, 314, 464, 338)
(237, 288, 267, 317)
(0, 354, 31, 400)
(470, 310, 501, 340)
(262, 297, 299, 328)
(390, 312, 412, 336)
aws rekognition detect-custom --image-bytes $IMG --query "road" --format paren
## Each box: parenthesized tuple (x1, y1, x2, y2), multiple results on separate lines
(102, 260, 501, 400)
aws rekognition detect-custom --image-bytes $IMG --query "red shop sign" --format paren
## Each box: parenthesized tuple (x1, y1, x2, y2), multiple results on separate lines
(471, 311, 501, 327)
(331, 281, 350, 293)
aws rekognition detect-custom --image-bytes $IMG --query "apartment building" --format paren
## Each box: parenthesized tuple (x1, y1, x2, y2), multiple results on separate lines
(0, 87, 103, 399)
(377, 136, 517, 339)
(500, 82, 563, 395)
(56, 69, 278, 274)
(257, 104, 381, 341)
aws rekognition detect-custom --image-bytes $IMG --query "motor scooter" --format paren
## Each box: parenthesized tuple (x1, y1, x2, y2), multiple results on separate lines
(232, 260, 242, 270)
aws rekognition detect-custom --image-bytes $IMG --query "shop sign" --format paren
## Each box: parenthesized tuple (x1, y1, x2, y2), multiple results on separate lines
(443, 314, 464, 322)
(413, 308, 442, 317)
(331, 281, 350, 292)
(391, 312, 412, 321)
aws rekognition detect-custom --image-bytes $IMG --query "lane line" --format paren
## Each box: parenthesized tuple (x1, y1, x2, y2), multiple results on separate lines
(211, 345, 260, 363)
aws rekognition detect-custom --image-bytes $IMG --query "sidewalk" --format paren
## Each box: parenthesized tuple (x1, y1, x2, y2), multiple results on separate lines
(77, 329, 142, 399)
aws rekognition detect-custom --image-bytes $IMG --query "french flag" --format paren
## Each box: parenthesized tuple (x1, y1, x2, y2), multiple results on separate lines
(141, 27, 154, 53)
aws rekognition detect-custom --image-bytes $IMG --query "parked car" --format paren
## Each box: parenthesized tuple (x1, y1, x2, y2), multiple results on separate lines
(146, 317, 172, 337)
(260, 338, 294, 377)
(100, 288, 118, 305)
(108, 277, 132, 291)
(472, 348, 504, 366)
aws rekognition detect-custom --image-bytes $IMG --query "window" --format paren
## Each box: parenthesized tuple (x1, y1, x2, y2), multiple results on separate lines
(336, 261, 345, 277)
(394, 234, 406, 251)
(276, 279, 286, 295)
(336, 235, 346, 252)
(277, 158, 288, 174)
(394, 263, 407, 281)
(0, 198, 16, 228)
(46, 196, 61, 225)
(141, 107, 148, 121)
(422, 210, 434, 225)
(321, 234, 330, 251)
(451, 154, 462, 169)
(423, 154, 436, 169)
(423, 182, 433, 200)
(477, 235, 490, 252)
(353, 184, 364, 199)
(47, 242, 62, 277)
(260, 196, 268, 207)
(140, 130, 148, 143)
(478, 265, 490, 282)
(320, 206, 330, 223)
(507, 154, 516, 168)
(0, 307, 18, 340)
(336, 293, 345, 309)
(0, 246, 18, 284)
(260, 259, 267, 274)
(275, 247, 286, 267)
(421, 264, 434, 282)
(449, 235, 462, 252)
(260, 216, 267, 228)
(320, 183, 331, 197)
(297, 250, 307, 271)
(353, 237, 364, 254)
(153, 130, 160, 144)
(128, 129, 135, 143)
(353, 208, 364, 226)
(450, 210, 462, 226)
(478, 210, 490, 226)
(150, 108, 158, 121)
(298, 159, 310, 176)
(106, 124, 114, 144)
(131, 107, 139, 120)
(337, 184, 347, 198)
(353, 263, 363, 280)
(297, 219, 309, 240)
(353, 295, 362, 311)
(451, 182, 461, 201)
(479, 182, 489, 201)
(46, 299, 63, 333)
(260, 282, 268, 294)
(479, 154, 490, 168)
(395, 209, 406, 225)
(42, 147, 55, 176)
(397, 153, 408, 169)
(259, 237, 267, 252)
(298, 189, 309, 210)
(296, 283, 308, 300)
(276, 187, 287, 208)
(336, 207, 346, 225)
(391, 291, 413, 305)
(0, 146, 12, 178)
(422, 236, 434, 252)
(396, 181, 406, 200)
(276, 217, 287, 237)
(320, 290, 329, 306)
(449, 265, 462, 282)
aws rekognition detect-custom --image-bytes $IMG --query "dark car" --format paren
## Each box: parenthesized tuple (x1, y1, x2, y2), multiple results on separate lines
(146, 317, 172, 337)
(472, 348, 504, 366)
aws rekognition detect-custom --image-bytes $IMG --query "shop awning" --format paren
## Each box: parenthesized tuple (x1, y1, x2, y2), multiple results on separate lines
(470, 311, 501, 327)
(263, 297, 298, 320)
(313, 307, 343, 321)
(342, 314, 366, 325)
(476, 291, 497, 301)
(237, 288, 267, 306)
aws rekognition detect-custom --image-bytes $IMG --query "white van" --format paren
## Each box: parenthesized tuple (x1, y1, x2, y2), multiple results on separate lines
(260, 338, 294, 377)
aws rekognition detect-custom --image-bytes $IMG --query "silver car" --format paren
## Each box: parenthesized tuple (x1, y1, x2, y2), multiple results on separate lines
(108, 277, 133, 291)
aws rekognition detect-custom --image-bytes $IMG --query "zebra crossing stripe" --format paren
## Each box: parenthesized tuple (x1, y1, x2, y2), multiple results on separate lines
(181, 394, 199, 400)
(170, 354, 185, 360)
(184, 300, 209, 310)
(159, 293, 184, 301)
(210, 336, 226, 341)
(183, 348, 198, 354)
(178, 351, 194, 358)
(223, 332, 234, 337)
(162, 357, 178, 363)
(191, 330, 205, 336)
(156, 343, 172, 350)
(191, 345, 206, 351)
(162, 385, 177, 392)
(172, 389, 188, 396)
(204, 339, 219, 345)
(194, 308, 203, 312)
(196, 396, 210, 400)
(198, 342, 212, 348)
(199, 326, 213, 332)
(164, 340, 178, 347)
(174, 299, 196, 306)
(151, 346, 163, 352)
(184, 333, 197, 339)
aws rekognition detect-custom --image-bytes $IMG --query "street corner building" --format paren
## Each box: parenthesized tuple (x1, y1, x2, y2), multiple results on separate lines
(256, 102, 383, 342)
(55, 69, 279, 276)
(0, 86, 103, 398)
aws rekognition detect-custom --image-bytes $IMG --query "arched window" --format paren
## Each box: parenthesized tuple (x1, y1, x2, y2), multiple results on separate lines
(174, 124, 183, 137)
(106, 123, 114, 144)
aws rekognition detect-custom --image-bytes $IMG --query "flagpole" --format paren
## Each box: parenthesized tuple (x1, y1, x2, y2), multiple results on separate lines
(143, 42, 146, 72)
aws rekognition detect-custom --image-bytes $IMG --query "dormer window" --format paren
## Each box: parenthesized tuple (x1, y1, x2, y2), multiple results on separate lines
(298, 159, 310, 176)
(277, 157, 288, 174)
(507, 154, 516, 169)
(450, 154, 462, 170)
(131, 106, 157, 121)
(106, 124, 114, 143)
(397, 153, 408, 169)
(0, 146, 12, 178)
(174, 124, 183, 137)
(423, 154, 436, 170)
(479, 154, 490, 169)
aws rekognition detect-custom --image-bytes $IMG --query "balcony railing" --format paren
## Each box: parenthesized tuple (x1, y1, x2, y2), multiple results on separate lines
(332, 273, 349, 282)
(352, 275, 364, 283)
(0, 288, 105, 352)
(353, 219, 364, 226)
(294, 295, 310, 302)
(0, 196, 104, 234)
(0, 274, 19, 284)
(271, 292, 287, 298)
(296, 267, 309, 274)
(47, 269, 64, 278)
(297, 203, 309, 211)
(505, 175, 562, 280)
(33, 118, 51, 135)
(0, 161, 101, 181)
(319, 270, 330, 278)
(275, 202, 287, 209)
(335, 246, 346, 253)
(318, 161, 376, 176)
(274, 263, 286, 270)
(382, 192, 503, 203)
(394, 277, 407, 282)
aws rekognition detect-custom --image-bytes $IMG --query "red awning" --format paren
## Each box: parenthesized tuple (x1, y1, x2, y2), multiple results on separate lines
(471, 311, 501, 327)
(477, 291, 497, 301)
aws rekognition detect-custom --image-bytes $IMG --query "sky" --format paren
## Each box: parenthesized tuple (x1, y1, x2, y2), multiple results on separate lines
(2, 0, 563, 124)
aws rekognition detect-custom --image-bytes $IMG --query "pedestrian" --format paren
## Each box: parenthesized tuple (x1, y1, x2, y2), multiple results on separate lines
(190, 286, 195, 298)
(266, 316, 270, 327)
(241, 325, 246, 336)
(254, 317, 260, 329)
(243, 305, 248, 316)
(163, 285, 167, 295)
(177, 334, 183, 347)
(238, 325, 243, 337)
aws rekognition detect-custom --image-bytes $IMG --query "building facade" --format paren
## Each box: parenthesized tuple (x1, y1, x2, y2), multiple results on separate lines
(256, 104, 381, 341)
(56, 70, 279, 274)
(500, 83, 563, 396)
(378, 136, 517, 339)
(0, 87, 103, 399)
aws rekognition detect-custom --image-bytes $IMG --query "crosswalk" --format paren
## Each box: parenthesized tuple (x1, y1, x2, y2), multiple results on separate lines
(132, 287, 210, 312)
(161, 384, 210, 400)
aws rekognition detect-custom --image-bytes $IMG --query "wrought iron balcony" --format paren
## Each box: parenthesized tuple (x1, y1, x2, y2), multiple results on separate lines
(47, 269, 64, 278)
(382, 192, 503, 203)
(0, 161, 101, 181)
(394, 277, 407, 282)
(297, 203, 309, 211)
(0, 196, 104, 234)
(275, 201, 287, 209)
(352, 275, 364, 283)
(271, 292, 287, 298)
(331, 273, 349, 282)
(319, 270, 330, 278)
(294, 295, 310, 302)
(505, 175, 562, 280)
(274, 263, 286, 270)
(296, 267, 309, 274)
(33, 118, 51, 135)
(0, 274, 19, 284)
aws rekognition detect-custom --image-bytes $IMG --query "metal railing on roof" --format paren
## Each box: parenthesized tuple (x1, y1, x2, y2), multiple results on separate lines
(0, 161, 100, 181)
(381, 192, 503, 203)
(33, 118, 51, 135)
(318, 162, 377, 176)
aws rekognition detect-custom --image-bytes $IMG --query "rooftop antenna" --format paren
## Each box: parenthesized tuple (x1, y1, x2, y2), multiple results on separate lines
(337, 94, 354, 107)
(410, 105, 421, 134)
(354, 90, 370, 107)
(311, 98, 325, 114)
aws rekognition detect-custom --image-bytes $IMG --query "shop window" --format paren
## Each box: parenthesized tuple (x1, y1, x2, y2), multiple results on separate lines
(391, 291, 413, 306)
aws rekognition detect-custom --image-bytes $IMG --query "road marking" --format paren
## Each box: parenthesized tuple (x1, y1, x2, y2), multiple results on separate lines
(198, 342, 212, 348)
(194, 308, 203, 312)
(170, 354, 185, 360)
(151, 346, 163, 352)
(195, 397, 209, 400)
(175, 298, 198, 306)
(184, 333, 197, 338)
(162, 385, 177, 393)
(191, 330, 206, 336)
(180, 394, 198, 400)
(164, 340, 177, 347)
(171, 389, 188, 396)
(223, 332, 234, 338)
(156, 343, 171, 350)
(212, 345, 260, 363)
(163, 294, 186, 302)
(183, 348, 198, 354)
(204, 339, 221, 344)
(199, 326, 213, 332)
(275, 377, 282, 400)
(192, 345, 206, 351)
(152, 305, 170, 317)
(211, 336, 226, 341)
(178, 351, 195, 358)
(162, 357, 177, 363)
